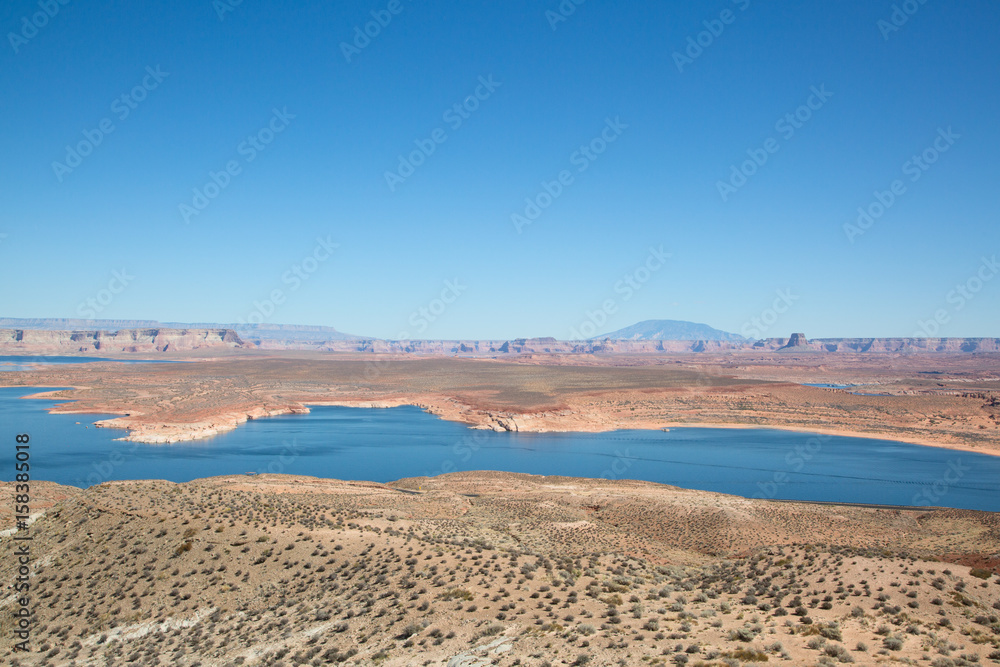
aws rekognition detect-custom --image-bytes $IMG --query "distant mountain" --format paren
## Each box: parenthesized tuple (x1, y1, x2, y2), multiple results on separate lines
(169, 323, 363, 342)
(594, 319, 744, 341)
(0, 318, 363, 341)
(0, 318, 162, 330)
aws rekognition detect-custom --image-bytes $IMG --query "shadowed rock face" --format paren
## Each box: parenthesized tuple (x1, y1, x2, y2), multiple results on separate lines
(778, 333, 808, 350)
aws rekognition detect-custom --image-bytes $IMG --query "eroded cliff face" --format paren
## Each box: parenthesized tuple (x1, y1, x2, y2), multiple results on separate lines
(1, 327, 998, 355)
(255, 336, 1000, 355)
(0, 328, 245, 354)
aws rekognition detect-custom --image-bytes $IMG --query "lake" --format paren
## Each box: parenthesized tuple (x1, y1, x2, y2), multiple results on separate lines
(0, 355, 185, 371)
(3, 386, 999, 511)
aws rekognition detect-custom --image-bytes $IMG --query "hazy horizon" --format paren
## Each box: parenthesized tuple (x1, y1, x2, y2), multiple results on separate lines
(2, 314, 998, 342)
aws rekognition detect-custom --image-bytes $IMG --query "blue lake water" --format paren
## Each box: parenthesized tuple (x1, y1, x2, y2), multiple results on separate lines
(0, 356, 185, 371)
(3, 386, 999, 511)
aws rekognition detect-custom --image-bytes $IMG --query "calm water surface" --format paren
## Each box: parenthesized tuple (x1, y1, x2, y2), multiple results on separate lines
(3, 387, 998, 510)
(0, 356, 185, 371)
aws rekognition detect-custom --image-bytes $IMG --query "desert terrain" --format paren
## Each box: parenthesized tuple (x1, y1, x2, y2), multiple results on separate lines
(3, 332, 1000, 664)
(2, 345, 998, 455)
(1, 472, 999, 665)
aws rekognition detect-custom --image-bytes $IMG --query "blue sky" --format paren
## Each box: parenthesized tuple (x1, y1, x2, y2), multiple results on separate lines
(1, 0, 998, 340)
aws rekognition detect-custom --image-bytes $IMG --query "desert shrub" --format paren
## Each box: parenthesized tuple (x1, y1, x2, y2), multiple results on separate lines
(481, 624, 503, 637)
(729, 626, 758, 642)
(729, 647, 769, 662)
(824, 643, 853, 663)
(819, 623, 842, 641)
(882, 635, 904, 651)
(399, 623, 422, 639)
(439, 588, 474, 601)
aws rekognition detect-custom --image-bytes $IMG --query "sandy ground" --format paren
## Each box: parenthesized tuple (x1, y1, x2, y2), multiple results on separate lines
(1, 471, 998, 665)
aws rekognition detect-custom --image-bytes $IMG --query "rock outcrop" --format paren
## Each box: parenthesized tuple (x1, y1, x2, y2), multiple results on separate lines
(0, 328, 246, 354)
(779, 332, 808, 349)
(2, 326, 999, 356)
(254, 337, 1000, 355)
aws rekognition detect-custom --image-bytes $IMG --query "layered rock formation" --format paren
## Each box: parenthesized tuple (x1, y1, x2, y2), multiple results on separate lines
(0, 318, 361, 341)
(2, 323, 998, 356)
(260, 336, 1000, 355)
(0, 328, 245, 354)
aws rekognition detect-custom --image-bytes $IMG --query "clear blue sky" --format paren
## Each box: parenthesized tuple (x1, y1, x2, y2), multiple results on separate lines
(2, 0, 998, 339)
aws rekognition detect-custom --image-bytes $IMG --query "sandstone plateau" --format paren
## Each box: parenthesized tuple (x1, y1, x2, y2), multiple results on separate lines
(2, 349, 998, 455)
(4, 325, 1000, 356)
(0, 328, 244, 354)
